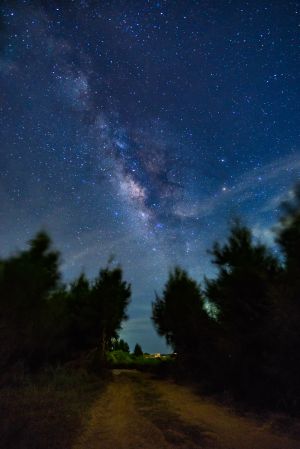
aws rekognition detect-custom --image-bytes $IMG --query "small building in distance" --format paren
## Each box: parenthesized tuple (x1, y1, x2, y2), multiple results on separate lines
(144, 353, 175, 359)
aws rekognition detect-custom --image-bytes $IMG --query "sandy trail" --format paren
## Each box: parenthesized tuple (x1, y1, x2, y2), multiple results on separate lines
(73, 370, 300, 449)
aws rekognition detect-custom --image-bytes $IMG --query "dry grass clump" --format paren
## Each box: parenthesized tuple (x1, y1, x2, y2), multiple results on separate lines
(0, 367, 104, 449)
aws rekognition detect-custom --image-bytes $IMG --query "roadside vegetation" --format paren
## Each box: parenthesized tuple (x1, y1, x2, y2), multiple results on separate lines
(152, 184, 300, 414)
(0, 184, 300, 448)
(107, 348, 173, 371)
(0, 366, 105, 449)
(0, 234, 131, 448)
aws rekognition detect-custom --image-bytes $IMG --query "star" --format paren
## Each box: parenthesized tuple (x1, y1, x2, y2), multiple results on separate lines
(0, 0, 299, 352)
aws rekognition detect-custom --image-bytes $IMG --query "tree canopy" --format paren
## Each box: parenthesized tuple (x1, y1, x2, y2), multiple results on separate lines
(0, 233, 131, 371)
(1, 183, 300, 412)
(133, 343, 143, 357)
(151, 187, 300, 410)
(111, 338, 130, 353)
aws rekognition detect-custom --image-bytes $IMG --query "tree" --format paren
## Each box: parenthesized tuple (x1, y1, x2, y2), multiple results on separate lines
(62, 268, 131, 363)
(89, 267, 131, 360)
(133, 343, 143, 357)
(276, 184, 300, 290)
(0, 232, 132, 371)
(0, 231, 61, 369)
(67, 273, 93, 355)
(152, 267, 214, 372)
(205, 221, 280, 396)
(269, 185, 300, 409)
(111, 338, 130, 353)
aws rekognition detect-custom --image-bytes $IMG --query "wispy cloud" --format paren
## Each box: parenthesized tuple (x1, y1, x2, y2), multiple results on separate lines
(173, 153, 300, 220)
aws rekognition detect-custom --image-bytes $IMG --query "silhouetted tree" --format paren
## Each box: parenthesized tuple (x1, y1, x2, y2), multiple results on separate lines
(44, 287, 71, 362)
(205, 221, 280, 397)
(89, 267, 131, 360)
(277, 184, 300, 289)
(59, 269, 131, 363)
(268, 185, 300, 409)
(152, 267, 215, 374)
(133, 343, 143, 357)
(64, 273, 93, 355)
(0, 231, 61, 370)
(0, 232, 132, 372)
(111, 338, 130, 352)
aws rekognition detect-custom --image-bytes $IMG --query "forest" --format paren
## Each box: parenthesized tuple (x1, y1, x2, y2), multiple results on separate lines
(0, 184, 300, 418)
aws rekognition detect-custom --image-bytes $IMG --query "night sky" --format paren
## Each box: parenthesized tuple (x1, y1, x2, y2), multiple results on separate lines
(0, 0, 299, 352)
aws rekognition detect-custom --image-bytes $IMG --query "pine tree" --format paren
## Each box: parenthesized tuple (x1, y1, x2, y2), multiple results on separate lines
(133, 343, 143, 357)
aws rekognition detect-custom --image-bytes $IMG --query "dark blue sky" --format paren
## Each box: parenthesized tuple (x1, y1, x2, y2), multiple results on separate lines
(0, 0, 299, 352)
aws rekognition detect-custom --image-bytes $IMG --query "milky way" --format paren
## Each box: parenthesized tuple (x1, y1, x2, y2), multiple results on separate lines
(0, 1, 299, 351)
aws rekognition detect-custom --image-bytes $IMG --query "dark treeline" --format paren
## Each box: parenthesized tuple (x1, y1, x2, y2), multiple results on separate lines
(1, 185, 300, 414)
(111, 338, 130, 353)
(152, 185, 300, 413)
(0, 233, 131, 375)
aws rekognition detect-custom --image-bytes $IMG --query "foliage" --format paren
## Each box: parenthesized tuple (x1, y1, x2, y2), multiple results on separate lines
(107, 350, 167, 371)
(133, 343, 143, 357)
(0, 232, 131, 373)
(107, 350, 133, 365)
(65, 268, 131, 361)
(269, 184, 300, 409)
(0, 232, 61, 370)
(152, 267, 216, 376)
(111, 338, 130, 353)
(90, 267, 131, 358)
(1, 183, 300, 413)
(151, 195, 300, 412)
(205, 221, 280, 396)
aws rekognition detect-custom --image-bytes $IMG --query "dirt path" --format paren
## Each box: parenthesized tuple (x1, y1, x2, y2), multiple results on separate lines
(73, 370, 300, 449)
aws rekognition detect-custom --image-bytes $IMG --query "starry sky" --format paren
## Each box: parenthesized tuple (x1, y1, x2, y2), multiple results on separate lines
(0, 0, 299, 352)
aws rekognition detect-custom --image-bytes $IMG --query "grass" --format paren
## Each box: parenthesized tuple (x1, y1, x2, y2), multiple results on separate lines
(0, 353, 173, 449)
(0, 366, 106, 449)
(107, 350, 174, 372)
